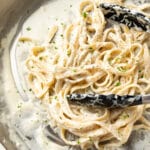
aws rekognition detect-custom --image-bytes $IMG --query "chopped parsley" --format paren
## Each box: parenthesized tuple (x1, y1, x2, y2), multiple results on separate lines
(138, 70, 142, 73)
(115, 81, 121, 86)
(60, 34, 63, 38)
(39, 57, 43, 60)
(67, 49, 71, 56)
(115, 57, 121, 63)
(44, 120, 48, 123)
(29, 88, 32, 92)
(72, 69, 77, 72)
(89, 47, 94, 52)
(77, 139, 80, 144)
(54, 96, 58, 100)
(26, 26, 31, 31)
(70, 4, 72, 8)
(120, 113, 129, 120)
(54, 46, 58, 50)
(117, 67, 126, 72)
(17, 104, 22, 109)
(136, 60, 139, 63)
(89, 137, 93, 142)
(108, 59, 112, 65)
(141, 75, 144, 78)
(82, 12, 87, 18)
(61, 22, 65, 26)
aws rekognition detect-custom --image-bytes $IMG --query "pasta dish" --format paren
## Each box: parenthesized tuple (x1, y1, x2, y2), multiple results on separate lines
(24, 0, 150, 149)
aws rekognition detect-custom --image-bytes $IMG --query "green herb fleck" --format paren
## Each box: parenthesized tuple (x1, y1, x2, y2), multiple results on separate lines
(54, 96, 58, 100)
(60, 34, 63, 38)
(44, 120, 48, 123)
(72, 69, 77, 72)
(117, 67, 126, 72)
(61, 22, 64, 26)
(70, 4, 72, 8)
(17, 105, 22, 109)
(67, 49, 71, 56)
(89, 137, 93, 142)
(82, 12, 87, 18)
(108, 59, 112, 65)
(54, 46, 58, 50)
(39, 57, 43, 60)
(115, 57, 121, 63)
(115, 81, 121, 86)
(29, 88, 32, 92)
(89, 47, 94, 52)
(26, 27, 31, 31)
(139, 70, 142, 73)
(120, 113, 129, 119)
(136, 60, 139, 63)
(141, 75, 144, 78)
(77, 139, 80, 144)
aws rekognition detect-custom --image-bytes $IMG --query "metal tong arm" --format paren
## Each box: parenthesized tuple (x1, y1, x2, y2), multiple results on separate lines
(67, 94, 144, 108)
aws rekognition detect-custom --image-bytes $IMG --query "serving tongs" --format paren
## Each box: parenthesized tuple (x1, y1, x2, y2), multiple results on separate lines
(67, 94, 150, 109)
(67, 4, 150, 109)
(99, 3, 150, 33)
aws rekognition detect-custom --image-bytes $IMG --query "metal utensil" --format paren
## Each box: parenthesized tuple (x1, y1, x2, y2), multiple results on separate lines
(99, 3, 150, 32)
(67, 94, 150, 108)
(44, 126, 66, 146)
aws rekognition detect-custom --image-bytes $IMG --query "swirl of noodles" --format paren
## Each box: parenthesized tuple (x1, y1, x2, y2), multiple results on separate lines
(25, 0, 150, 149)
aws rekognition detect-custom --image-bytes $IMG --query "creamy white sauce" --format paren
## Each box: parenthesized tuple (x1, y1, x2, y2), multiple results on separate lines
(0, 143, 6, 150)
(1, 0, 79, 149)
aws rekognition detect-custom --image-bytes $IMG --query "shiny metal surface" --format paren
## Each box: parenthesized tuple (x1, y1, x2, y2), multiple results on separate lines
(143, 95, 150, 104)
(0, 1, 52, 150)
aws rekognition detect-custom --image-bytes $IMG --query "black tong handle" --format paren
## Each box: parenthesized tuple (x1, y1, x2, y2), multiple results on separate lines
(67, 94, 142, 108)
(99, 3, 150, 32)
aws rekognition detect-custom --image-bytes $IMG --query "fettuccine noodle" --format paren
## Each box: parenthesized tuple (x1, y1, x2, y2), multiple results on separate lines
(25, 0, 150, 149)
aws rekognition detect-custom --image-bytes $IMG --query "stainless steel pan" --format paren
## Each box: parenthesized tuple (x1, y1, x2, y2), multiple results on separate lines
(0, 0, 150, 150)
